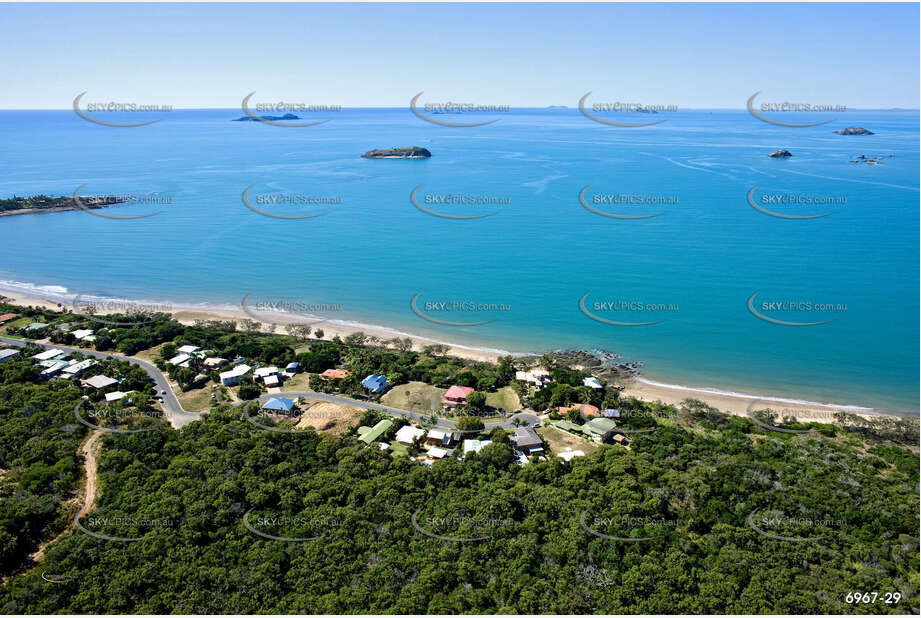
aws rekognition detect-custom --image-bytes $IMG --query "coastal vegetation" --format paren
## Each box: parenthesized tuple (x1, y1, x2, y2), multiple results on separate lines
(0, 195, 124, 216)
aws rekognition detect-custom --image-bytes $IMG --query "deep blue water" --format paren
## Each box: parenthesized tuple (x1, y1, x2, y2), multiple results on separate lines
(0, 108, 917, 413)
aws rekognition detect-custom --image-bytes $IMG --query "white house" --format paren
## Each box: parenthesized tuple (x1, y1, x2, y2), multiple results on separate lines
(253, 366, 280, 379)
(178, 345, 200, 355)
(462, 439, 492, 455)
(104, 390, 134, 403)
(219, 364, 252, 385)
(394, 425, 426, 445)
(168, 353, 191, 366)
(72, 329, 94, 340)
(82, 375, 118, 389)
(32, 348, 66, 361)
(583, 377, 603, 389)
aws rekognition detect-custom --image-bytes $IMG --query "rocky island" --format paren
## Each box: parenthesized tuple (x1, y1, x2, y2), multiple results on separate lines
(361, 147, 431, 159)
(232, 113, 301, 122)
(834, 127, 874, 135)
(768, 149, 792, 158)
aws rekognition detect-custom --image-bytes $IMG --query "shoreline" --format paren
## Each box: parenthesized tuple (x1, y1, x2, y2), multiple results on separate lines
(0, 281, 913, 422)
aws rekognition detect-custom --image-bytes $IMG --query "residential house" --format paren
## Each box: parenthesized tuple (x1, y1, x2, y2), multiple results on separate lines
(81, 375, 118, 389)
(583, 417, 618, 443)
(72, 329, 94, 340)
(361, 374, 388, 394)
(285, 361, 300, 374)
(104, 390, 134, 403)
(442, 385, 474, 410)
(515, 368, 552, 387)
(24, 322, 49, 332)
(357, 419, 394, 445)
(202, 357, 227, 369)
(219, 364, 252, 385)
(167, 353, 191, 366)
(427, 446, 450, 459)
(56, 322, 76, 332)
(0, 313, 21, 324)
(394, 424, 426, 446)
(260, 396, 296, 416)
(510, 426, 544, 455)
(557, 448, 585, 462)
(32, 348, 66, 361)
(61, 359, 96, 379)
(462, 439, 492, 455)
(583, 377, 603, 389)
(178, 345, 200, 355)
(0, 349, 20, 363)
(320, 368, 351, 380)
(552, 419, 584, 433)
(263, 374, 279, 387)
(425, 428, 460, 448)
(558, 404, 600, 419)
(602, 408, 621, 418)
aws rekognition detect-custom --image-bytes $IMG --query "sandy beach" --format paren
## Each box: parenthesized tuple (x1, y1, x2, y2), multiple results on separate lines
(0, 286, 904, 424)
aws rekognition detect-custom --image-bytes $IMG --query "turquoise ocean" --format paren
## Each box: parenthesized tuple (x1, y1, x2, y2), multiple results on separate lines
(0, 108, 917, 414)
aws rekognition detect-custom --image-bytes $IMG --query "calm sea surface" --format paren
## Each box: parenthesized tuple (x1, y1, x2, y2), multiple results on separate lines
(0, 108, 917, 413)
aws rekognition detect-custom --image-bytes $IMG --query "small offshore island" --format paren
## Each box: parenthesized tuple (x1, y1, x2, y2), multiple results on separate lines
(0, 195, 126, 217)
(362, 146, 431, 159)
(232, 113, 301, 122)
(834, 127, 874, 135)
(768, 149, 792, 158)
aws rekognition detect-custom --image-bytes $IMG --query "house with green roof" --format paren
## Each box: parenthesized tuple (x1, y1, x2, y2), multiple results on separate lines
(583, 417, 618, 443)
(357, 419, 393, 445)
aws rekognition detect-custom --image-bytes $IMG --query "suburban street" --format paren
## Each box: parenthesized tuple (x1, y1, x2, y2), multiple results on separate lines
(0, 336, 540, 431)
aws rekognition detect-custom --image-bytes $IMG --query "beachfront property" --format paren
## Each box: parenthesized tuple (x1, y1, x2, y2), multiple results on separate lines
(510, 427, 544, 455)
(0, 313, 21, 324)
(81, 375, 118, 389)
(559, 403, 600, 419)
(61, 359, 96, 379)
(219, 363, 252, 385)
(56, 322, 75, 333)
(24, 322, 48, 332)
(583, 417, 618, 443)
(361, 374, 388, 394)
(442, 385, 474, 410)
(178, 345, 200, 355)
(260, 396, 296, 415)
(462, 439, 492, 455)
(515, 368, 551, 387)
(583, 377, 603, 390)
(320, 368, 351, 380)
(72, 329, 94, 340)
(425, 428, 460, 448)
(0, 349, 20, 363)
(357, 419, 393, 445)
(394, 424, 426, 446)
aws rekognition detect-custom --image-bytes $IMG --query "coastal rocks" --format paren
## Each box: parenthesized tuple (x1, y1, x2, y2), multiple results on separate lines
(769, 150, 792, 158)
(834, 127, 874, 135)
(232, 113, 301, 122)
(361, 147, 431, 159)
(850, 154, 891, 165)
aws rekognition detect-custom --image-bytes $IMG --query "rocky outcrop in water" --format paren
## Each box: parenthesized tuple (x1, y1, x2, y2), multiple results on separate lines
(362, 147, 431, 159)
(769, 150, 792, 158)
(834, 127, 874, 135)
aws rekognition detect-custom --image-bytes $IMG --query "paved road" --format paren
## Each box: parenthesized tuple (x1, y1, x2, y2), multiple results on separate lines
(1, 336, 540, 432)
(0, 336, 201, 428)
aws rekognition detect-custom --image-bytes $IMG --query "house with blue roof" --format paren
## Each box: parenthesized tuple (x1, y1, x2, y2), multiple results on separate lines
(260, 397, 296, 416)
(361, 374, 388, 393)
(285, 361, 300, 374)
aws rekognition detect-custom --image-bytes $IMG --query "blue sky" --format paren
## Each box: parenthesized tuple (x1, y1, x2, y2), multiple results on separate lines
(0, 2, 917, 109)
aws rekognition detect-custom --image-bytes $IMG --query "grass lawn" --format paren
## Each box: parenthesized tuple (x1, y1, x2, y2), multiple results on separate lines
(279, 372, 311, 392)
(133, 343, 166, 364)
(381, 381, 446, 414)
(389, 442, 410, 458)
(485, 387, 520, 413)
(1, 317, 32, 334)
(538, 425, 600, 457)
(177, 382, 219, 412)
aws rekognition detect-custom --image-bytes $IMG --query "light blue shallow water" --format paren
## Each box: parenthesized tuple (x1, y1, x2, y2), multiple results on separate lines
(0, 108, 917, 413)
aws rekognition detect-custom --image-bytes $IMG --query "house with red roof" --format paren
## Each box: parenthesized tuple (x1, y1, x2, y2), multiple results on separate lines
(442, 385, 475, 410)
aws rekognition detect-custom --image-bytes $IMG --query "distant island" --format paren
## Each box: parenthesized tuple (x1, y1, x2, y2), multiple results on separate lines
(0, 195, 126, 217)
(768, 149, 792, 158)
(834, 127, 874, 135)
(232, 113, 301, 122)
(361, 147, 431, 159)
